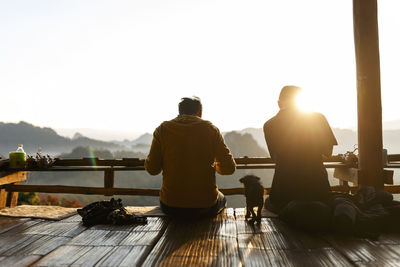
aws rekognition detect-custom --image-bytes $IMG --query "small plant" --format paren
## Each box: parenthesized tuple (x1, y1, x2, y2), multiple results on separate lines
(25, 153, 54, 169)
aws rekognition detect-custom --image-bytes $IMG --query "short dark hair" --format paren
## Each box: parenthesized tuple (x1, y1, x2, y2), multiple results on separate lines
(179, 97, 202, 115)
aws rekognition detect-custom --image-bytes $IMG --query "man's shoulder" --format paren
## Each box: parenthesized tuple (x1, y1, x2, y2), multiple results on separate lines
(197, 119, 221, 135)
(308, 112, 328, 123)
(155, 121, 169, 130)
(263, 115, 278, 131)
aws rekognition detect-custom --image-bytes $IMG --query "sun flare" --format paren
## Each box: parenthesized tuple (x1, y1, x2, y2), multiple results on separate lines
(295, 91, 315, 112)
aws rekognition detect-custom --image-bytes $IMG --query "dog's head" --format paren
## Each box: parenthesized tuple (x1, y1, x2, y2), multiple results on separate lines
(239, 175, 261, 186)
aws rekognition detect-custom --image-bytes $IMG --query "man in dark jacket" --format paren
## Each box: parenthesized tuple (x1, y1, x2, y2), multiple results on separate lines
(264, 86, 337, 213)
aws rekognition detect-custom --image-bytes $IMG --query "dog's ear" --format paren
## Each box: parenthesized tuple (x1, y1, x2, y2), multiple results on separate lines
(248, 175, 260, 182)
(239, 177, 244, 183)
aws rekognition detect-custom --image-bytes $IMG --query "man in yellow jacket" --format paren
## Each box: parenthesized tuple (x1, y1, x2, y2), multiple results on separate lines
(145, 97, 236, 217)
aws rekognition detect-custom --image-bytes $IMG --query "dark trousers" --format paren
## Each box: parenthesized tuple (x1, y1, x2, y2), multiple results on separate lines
(160, 191, 227, 219)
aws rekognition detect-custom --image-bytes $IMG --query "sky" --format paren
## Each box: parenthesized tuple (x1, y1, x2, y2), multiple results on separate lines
(1, 1, 400, 140)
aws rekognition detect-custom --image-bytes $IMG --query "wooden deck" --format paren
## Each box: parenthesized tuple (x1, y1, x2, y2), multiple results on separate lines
(1, 208, 400, 266)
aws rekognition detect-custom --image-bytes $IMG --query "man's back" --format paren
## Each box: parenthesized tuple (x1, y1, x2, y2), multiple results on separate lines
(264, 108, 337, 208)
(146, 115, 235, 208)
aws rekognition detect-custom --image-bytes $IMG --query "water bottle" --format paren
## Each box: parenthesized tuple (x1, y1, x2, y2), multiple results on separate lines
(9, 144, 27, 169)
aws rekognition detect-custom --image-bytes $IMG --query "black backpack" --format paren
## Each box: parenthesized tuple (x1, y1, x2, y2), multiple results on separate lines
(77, 198, 147, 227)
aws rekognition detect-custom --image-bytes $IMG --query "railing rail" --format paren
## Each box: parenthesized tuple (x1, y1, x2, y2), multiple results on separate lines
(1, 155, 400, 209)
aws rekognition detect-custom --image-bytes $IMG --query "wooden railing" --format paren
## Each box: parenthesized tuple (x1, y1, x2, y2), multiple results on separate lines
(1, 155, 400, 209)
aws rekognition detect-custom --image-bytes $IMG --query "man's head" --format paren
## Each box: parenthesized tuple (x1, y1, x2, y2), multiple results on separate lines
(179, 97, 202, 117)
(278, 85, 302, 109)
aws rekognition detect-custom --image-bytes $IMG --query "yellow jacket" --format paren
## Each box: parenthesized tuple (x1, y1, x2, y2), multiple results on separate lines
(145, 115, 236, 208)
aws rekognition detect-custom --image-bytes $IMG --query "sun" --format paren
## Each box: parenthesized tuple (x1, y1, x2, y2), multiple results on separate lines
(295, 90, 315, 112)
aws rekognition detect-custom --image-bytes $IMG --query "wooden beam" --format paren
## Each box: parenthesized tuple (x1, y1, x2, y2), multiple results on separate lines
(4, 184, 382, 196)
(53, 158, 145, 167)
(4, 185, 161, 196)
(0, 171, 27, 186)
(353, 0, 383, 188)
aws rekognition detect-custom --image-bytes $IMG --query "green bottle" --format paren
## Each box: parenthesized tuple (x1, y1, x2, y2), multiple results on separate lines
(9, 144, 26, 169)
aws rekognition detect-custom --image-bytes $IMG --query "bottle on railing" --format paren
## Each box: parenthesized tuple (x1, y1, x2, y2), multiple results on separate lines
(9, 144, 27, 169)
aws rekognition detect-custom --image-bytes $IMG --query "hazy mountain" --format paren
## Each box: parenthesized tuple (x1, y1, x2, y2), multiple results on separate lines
(115, 133, 153, 146)
(72, 132, 85, 140)
(384, 120, 400, 130)
(2, 120, 400, 158)
(236, 127, 266, 148)
(332, 128, 358, 154)
(383, 130, 400, 154)
(112, 133, 153, 154)
(55, 127, 141, 141)
(0, 121, 122, 156)
(224, 131, 268, 157)
(237, 127, 400, 154)
(131, 133, 153, 145)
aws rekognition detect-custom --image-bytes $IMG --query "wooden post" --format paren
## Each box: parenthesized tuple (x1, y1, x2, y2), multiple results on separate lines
(104, 169, 115, 196)
(353, 0, 383, 188)
(6, 182, 19, 208)
(0, 187, 7, 208)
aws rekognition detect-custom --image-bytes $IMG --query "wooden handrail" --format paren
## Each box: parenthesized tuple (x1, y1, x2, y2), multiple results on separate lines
(0, 156, 355, 171)
(7, 183, 400, 196)
(1, 156, 400, 209)
(2, 184, 368, 196)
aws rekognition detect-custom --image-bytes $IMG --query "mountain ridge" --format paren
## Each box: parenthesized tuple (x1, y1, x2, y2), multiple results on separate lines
(0, 121, 122, 156)
(2, 121, 400, 157)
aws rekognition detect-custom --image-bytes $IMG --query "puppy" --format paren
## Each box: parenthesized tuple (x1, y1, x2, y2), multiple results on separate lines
(239, 175, 264, 223)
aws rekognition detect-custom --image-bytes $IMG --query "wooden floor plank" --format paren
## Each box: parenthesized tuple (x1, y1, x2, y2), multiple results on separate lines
(262, 248, 351, 267)
(0, 255, 41, 267)
(67, 229, 121, 246)
(33, 245, 93, 267)
(120, 231, 163, 246)
(261, 218, 330, 250)
(235, 214, 328, 250)
(3, 206, 400, 266)
(90, 224, 139, 232)
(14, 235, 71, 256)
(239, 248, 272, 267)
(30, 216, 169, 266)
(0, 234, 42, 256)
(71, 246, 114, 267)
(0, 218, 81, 266)
(131, 217, 169, 232)
(24, 221, 86, 237)
(117, 247, 154, 267)
(90, 217, 168, 233)
(325, 235, 400, 266)
(236, 216, 302, 252)
(235, 208, 352, 267)
(238, 233, 265, 250)
(95, 246, 149, 267)
(72, 229, 105, 245)
(0, 217, 29, 234)
(141, 209, 241, 267)
(2, 219, 43, 235)
(2, 235, 50, 257)
(60, 214, 82, 222)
